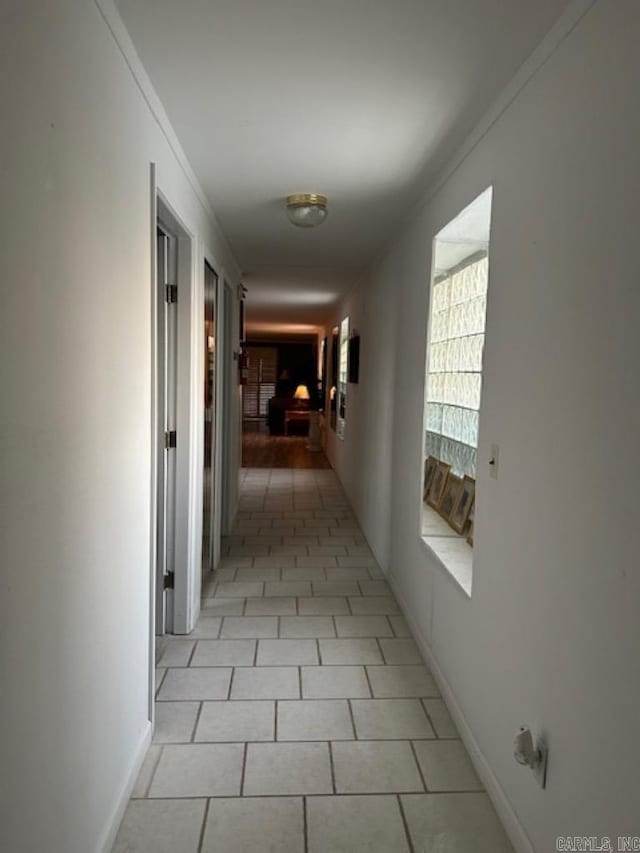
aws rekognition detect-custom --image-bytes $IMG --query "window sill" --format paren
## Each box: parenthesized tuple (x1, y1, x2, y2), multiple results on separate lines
(420, 504, 472, 598)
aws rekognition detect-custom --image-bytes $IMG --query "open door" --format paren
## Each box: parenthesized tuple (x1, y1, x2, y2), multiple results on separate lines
(155, 224, 177, 634)
(202, 261, 217, 574)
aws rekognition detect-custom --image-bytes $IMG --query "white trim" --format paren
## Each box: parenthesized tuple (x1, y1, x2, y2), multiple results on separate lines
(148, 163, 158, 717)
(92, 0, 241, 285)
(212, 270, 225, 569)
(389, 573, 534, 853)
(220, 282, 240, 537)
(185, 232, 204, 630)
(157, 192, 201, 635)
(97, 723, 152, 853)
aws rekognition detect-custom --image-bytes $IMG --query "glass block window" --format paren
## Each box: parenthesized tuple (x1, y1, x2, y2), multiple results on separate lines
(425, 255, 488, 477)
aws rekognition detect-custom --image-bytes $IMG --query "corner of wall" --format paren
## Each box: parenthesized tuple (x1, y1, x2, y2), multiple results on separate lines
(97, 723, 152, 853)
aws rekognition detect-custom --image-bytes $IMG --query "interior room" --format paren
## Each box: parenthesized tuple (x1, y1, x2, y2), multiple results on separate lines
(2, 2, 639, 853)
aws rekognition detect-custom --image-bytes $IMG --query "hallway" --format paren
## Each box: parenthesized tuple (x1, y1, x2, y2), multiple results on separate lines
(242, 433, 332, 469)
(113, 468, 512, 852)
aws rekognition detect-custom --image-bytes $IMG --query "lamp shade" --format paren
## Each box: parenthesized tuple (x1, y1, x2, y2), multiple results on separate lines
(293, 384, 310, 400)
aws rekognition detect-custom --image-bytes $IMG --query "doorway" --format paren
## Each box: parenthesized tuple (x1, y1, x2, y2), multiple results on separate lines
(153, 192, 200, 641)
(155, 223, 178, 635)
(220, 282, 237, 536)
(202, 261, 217, 574)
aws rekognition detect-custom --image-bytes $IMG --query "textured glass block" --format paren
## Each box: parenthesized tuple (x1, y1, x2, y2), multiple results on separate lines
(427, 373, 446, 404)
(461, 409, 479, 446)
(448, 295, 487, 339)
(438, 436, 477, 478)
(430, 309, 449, 343)
(426, 403, 444, 433)
(441, 405, 479, 447)
(450, 258, 488, 305)
(444, 373, 482, 409)
(425, 431, 444, 460)
(444, 335, 485, 372)
(429, 340, 447, 373)
(432, 278, 450, 312)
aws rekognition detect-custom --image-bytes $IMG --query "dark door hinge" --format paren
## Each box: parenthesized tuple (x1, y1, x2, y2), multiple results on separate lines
(165, 284, 178, 303)
(165, 430, 177, 449)
(163, 572, 174, 590)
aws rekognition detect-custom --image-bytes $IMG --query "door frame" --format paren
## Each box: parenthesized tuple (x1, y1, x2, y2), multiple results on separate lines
(149, 167, 202, 681)
(148, 167, 240, 720)
(220, 281, 240, 535)
(202, 259, 219, 575)
(155, 221, 177, 637)
(158, 190, 201, 636)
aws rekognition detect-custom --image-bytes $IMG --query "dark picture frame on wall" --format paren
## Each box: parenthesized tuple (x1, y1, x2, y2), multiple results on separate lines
(329, 327, 338, 431)
(348, 333, 360, 383)
(238, 298, 246, 344)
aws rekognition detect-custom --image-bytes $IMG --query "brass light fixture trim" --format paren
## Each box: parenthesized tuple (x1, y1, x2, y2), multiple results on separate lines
(286, 193, 329, 228)
(286, 193, 328, 207)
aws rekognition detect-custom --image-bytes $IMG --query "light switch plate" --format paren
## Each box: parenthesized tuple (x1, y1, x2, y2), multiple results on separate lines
(533, 739, 548, 788)
(489, 443, 499, 479)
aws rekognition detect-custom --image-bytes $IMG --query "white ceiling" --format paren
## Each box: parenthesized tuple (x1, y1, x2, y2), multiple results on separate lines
(116, 0, 569, 332)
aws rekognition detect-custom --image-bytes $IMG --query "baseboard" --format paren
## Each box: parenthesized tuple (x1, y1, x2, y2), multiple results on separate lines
(388, 574, 535, 853)
(96, 722, 152, 853)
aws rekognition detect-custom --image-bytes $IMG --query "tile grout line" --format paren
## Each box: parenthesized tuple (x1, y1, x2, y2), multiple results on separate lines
(239, 742, 248, 795)
(397, 793, 417, 853)
(155, 667, 169, 697)
(191, 701, 204, 742)
(347, 697, 359, 739)
(363, 664, 375, 699)
(409, 739, 429, 792)
(227, 668, 235, 701)
(420, 698, 440, 739)
(327, 741, 337, 794)
(303, 795, 309, 853)
(196, 798, 211, 853)
(142, 743, 163, 798)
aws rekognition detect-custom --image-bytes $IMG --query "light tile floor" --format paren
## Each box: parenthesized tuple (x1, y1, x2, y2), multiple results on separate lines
(113, 467, 513, 853)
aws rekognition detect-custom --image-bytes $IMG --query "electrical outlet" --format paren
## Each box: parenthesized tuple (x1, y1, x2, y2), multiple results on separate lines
(489, 443, 499, 479)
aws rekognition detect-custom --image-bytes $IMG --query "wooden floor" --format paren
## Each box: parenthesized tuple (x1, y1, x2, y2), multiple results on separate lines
(242, 431, 331, 469)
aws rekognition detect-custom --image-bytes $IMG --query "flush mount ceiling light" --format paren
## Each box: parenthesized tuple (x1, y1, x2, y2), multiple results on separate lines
(286, 193, 328, 228)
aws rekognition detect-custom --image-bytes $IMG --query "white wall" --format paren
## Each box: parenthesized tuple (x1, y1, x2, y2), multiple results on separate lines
(0, 2, 240, 851)
(324, 257, 398, 569)
(328, 1, 640, 849)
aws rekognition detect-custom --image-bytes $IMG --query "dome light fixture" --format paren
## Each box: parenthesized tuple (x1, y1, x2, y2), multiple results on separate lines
(286, 193, 328, 228)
